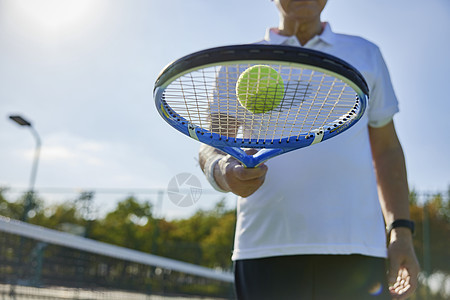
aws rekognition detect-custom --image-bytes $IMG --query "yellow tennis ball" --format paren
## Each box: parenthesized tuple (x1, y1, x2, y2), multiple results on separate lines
(236, 65, 284, 114)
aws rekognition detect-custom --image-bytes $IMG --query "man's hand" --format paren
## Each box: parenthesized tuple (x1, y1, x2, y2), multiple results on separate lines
(216, 153, 268, 198)
(387, 228, 420, 299)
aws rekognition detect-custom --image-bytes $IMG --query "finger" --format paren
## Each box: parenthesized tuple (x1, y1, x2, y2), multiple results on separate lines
(389, 268, 414, 300)
(399, 267, 418, 299)
(231, 175, 267, 197)
(244, 148, 259, 155)
(233, 164, 268, 180)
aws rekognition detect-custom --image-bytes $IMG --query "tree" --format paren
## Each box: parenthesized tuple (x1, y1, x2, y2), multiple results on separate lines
(201, 211, 236, 269)
(0, 188, 44, 221)
(90, 196, 153, 251)
(0, 188, 22, 219)
(410, 189, 450, 275)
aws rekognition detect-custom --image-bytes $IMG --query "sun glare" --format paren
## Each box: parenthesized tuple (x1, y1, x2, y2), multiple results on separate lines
(9, 0, 103, 34)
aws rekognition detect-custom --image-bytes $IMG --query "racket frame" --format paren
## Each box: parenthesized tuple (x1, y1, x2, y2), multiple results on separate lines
(154, 45, 369, 167)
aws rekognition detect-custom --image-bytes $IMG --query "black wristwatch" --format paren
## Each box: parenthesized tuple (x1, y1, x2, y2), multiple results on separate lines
(386, 219, 415, 236)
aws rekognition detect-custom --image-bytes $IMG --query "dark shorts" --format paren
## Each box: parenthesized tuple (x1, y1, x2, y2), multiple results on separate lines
(234, 254, 391, 300)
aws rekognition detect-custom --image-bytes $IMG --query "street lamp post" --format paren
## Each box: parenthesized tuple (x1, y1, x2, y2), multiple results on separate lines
(9, 115, 42, 222)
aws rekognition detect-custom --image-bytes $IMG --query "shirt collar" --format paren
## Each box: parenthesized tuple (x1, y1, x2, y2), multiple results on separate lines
(318, 22, 336, 45)
(263, 22, 336, 47)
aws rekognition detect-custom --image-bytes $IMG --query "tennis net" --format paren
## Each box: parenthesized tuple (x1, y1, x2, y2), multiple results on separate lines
(0, 216, 234, 299)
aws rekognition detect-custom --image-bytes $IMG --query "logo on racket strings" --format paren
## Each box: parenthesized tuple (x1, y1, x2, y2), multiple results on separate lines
(167, 173, 202, 207)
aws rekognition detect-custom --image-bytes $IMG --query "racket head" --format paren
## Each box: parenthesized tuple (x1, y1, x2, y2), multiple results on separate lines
(154, 45, 368, 167)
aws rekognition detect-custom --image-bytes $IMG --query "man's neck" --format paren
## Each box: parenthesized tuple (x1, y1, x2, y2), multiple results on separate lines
(278, 20, 323, 46)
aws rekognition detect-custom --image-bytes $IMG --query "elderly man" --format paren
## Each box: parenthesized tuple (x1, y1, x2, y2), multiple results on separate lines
(199, 1, 419, 299)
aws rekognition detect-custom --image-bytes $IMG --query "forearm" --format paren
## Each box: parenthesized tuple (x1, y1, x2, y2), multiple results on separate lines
(373, 144, 414, 242)
(369, 122, 412, 239)
(369, 122, 419, 298)
(373, 145, 410, 224)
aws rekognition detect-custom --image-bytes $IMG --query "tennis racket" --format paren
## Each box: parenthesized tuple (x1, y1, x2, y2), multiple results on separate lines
(154, 45, 368, 168)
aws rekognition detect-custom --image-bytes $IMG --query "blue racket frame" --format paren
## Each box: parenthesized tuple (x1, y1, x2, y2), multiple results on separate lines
(154, 45, 369, 168)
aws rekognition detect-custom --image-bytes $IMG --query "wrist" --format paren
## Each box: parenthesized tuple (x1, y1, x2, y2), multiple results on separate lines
(389, 227, 413, 243)
(205, 155, 229, 193)
(386, 219, 415, 242)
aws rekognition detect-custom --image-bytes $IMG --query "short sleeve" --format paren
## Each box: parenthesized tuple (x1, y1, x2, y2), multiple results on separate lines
(367, 47, 399, 128)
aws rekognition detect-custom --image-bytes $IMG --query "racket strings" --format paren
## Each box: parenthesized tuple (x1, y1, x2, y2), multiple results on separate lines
(317, 80, 349, 134)
(284, 68, 314, 140)
(270, 65, 306, 143)
(305, 74, 339, 135)
(216, 65, 241, 139)
(162, 64, 360, 143)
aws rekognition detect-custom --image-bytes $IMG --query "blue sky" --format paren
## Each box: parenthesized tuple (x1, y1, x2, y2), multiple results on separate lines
(0, 0, 449, 219)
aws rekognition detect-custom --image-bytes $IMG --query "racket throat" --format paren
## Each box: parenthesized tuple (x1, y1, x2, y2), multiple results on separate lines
(221, 147, 284, 168)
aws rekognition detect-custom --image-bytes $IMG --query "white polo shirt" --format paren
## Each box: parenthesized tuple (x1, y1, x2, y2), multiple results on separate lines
(231, 23, 399, 261)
